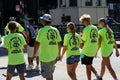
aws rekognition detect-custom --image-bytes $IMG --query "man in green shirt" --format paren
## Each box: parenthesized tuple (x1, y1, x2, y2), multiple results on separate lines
(32, 14, 61, 80)
(3, 21, 26, 80)
(79, 14, 99, 80)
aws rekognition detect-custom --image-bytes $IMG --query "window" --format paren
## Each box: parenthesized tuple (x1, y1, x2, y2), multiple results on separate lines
(61, 15, 71, 23)
(69, 0, 77, 7)
(59, 0, 62, 6)
(96, 0, 101, 6)
(85, 0, 93, 6)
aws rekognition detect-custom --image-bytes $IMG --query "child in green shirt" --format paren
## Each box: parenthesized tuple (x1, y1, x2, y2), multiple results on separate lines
(3, 21, 26, 80)
(97, 18, 119, 80)
(61, 22, 82, 80)
(79, 14, 99, 80)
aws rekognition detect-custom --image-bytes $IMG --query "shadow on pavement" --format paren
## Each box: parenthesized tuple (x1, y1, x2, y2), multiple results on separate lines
(2, 72, 19, 77)
(25, 70, 40, 78)
(0, 67, 7, 70)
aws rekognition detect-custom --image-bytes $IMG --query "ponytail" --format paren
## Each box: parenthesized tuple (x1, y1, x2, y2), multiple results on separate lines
(67, 22, 76, 40)
(106, 25, 112, 39)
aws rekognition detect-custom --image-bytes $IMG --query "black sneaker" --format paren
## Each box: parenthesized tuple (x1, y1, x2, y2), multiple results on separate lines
(99, 78, 102, 80)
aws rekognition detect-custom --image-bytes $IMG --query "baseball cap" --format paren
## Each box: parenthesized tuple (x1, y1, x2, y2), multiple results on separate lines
(9, 17, 16, 21)
(40, 14, 52, 22)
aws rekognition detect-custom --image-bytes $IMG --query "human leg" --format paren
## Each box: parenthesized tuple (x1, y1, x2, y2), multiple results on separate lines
(91, 65, 99, 79)
(17, 63, 26, 80)
(104, 57, 118, 80)
(99, 58, 106, 79)
(6, 72, 13, 80)
(81, 56, 94, 80)
(41, 60, 56, 80)
(6, 65, 16, 80)
(27, 46, 34, 70)
(67, 63, 78, 80)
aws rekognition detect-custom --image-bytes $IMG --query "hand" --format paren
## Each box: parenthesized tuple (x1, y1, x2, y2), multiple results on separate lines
(57, 55, 61, 61)
(59, 55, 63, 61)
(32, 54, 36, 59)
(116, 50, 119, 57)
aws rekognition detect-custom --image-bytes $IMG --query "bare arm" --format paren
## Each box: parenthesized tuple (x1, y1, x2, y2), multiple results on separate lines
(114, 41, 119, 57)
(22, 30, 27, 40)
(80, 41, 84, 49)
(95, 35, 102, 57)
(26, 29, 30, 44)
(33, 41, 40, 58)
(58, 42, 61, 61)
(61, 46, 67, 61)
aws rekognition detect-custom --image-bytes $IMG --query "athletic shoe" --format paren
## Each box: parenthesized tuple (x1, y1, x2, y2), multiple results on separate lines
(26, 64, 34, 70)
(35, 65, 40, 71)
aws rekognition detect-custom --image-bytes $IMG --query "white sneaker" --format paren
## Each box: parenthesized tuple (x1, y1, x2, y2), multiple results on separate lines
(35, 65, 40, 71)
(26, 65, 34, 70)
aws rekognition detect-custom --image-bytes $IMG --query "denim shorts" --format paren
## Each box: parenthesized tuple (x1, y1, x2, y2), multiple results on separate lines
(7, 63, 25, 74)
(67, 55, 80, 64)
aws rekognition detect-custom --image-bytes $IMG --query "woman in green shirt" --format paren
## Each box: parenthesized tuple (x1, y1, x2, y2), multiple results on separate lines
(97, 18, 119, 80)
(61, 22, 82, 80)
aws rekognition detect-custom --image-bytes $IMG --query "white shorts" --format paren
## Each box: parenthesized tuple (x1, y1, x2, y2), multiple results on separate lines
(27, 45, 40, 57)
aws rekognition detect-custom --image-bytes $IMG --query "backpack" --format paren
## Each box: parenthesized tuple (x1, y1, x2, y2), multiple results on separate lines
(26, 25, 36, 47)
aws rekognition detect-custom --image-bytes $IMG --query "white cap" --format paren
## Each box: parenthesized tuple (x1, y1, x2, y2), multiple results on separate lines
(40, 14, 52, 22)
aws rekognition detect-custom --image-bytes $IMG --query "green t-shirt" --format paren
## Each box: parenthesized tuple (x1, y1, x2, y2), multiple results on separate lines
(98, 27, 114, 57)
(81, 25, 98, 57)
(4, 33, 26, 65)
(0, 35, 2, 43)
(63, 32, 81, 58)
(36, 26, 61, 62)
(5, 22, 24, 33)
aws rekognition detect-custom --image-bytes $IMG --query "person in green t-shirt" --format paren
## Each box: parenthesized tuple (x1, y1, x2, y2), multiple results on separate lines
(4, 17, 26, 38)
(79, 14, 99, 80)
(32, 14, 61, 80)
(0, 35, 2, 44)
(97, 18, 119, 80)
(3, 21, 26, 80)
(61, 22, 82, 80)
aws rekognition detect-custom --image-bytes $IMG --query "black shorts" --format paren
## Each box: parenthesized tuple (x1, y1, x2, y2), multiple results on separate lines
(81, 55, 94, 65)
(7, 63, 25, 74)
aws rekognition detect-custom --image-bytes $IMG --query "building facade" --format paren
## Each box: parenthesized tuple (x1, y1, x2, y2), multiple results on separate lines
(50, 0, 108, 25)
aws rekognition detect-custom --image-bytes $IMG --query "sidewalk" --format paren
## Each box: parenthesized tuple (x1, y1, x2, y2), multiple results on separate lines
(0, 48, 120, 80)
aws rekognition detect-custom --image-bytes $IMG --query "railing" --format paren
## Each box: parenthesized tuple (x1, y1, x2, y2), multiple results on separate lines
(53, 24, 120, 41)
(53, 24, 120, 47)
(0, 24, 120, 41)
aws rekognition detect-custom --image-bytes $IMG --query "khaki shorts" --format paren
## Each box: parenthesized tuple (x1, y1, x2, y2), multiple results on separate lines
(41, 59, 57, 78)
(27, 45, 40, 57)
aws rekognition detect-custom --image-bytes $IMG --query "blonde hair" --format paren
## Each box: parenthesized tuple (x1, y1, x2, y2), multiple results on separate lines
(98, 18, 112, 38)
(67, 22, 76, 40)
(79, 14, 91, 22)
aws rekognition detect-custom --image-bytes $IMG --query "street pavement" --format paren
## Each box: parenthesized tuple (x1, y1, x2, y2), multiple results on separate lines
(0, 37, 120, 80)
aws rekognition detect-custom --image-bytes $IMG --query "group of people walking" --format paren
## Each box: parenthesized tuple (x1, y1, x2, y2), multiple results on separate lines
(0, 13, 119, 80)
